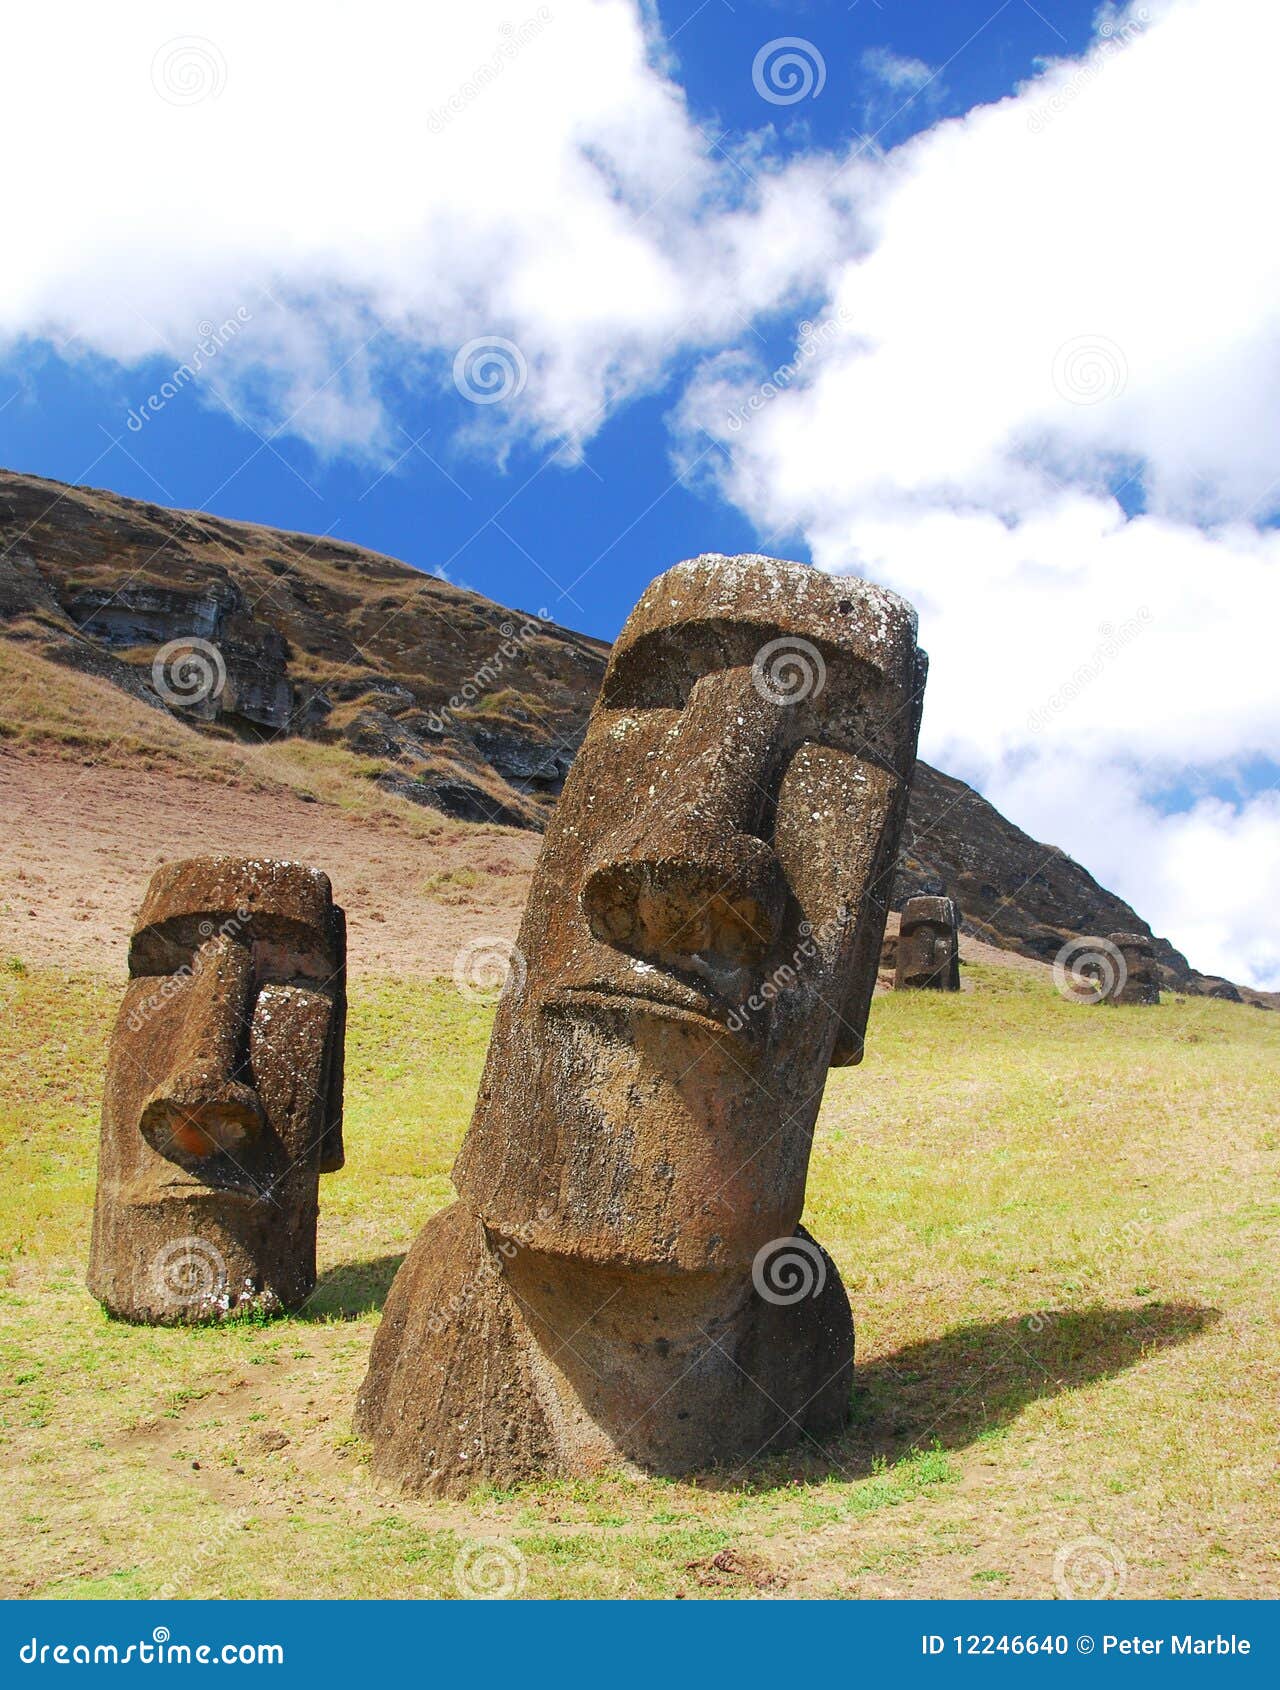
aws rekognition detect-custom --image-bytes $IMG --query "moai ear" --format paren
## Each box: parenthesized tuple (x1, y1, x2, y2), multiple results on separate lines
(830, 785, 902, 1068)
(318, 904, 346, 1174)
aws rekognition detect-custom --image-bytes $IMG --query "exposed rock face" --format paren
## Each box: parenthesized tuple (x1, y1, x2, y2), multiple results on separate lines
(1106, 932, 1162, 1007)
(87, 857, 346, 1323)
(894, 895, 961, 991)
(355, 554, 926, 1492)
(68, 579, 293, 730)
(0, 467, 1263, 1001)
(0, 469, 602, 829)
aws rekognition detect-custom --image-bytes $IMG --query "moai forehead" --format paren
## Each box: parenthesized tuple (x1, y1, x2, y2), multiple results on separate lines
(130, 857, 342, 978)
(615, 552, 921, 679)
(901, 896, 958, 931)
(1111, 931, 1153, 954)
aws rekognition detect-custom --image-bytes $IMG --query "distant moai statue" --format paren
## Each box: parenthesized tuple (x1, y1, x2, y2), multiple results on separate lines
(894, 895, 961, 991)
(356, 553, 927, 1494)
(88, 857, 346, 1323)
(1106, 932, 1161, 1006)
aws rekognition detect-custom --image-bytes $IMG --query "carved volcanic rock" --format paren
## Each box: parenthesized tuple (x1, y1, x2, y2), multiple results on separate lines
(0, 467, 1262, 1002)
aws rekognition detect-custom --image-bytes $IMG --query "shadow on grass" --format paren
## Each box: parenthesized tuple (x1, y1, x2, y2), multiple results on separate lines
(299, 1254, 405, 1320)
(714, 1300, 1221, 1491)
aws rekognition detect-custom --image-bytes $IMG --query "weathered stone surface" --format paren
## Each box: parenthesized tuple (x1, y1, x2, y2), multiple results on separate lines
(356, 553, 926, 1492)
(87, 857, 346, 1323)
(894, 894, 961, 991)
(1106, 931, 1161, 1006)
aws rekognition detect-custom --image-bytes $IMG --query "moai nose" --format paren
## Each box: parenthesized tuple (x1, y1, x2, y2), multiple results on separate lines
(139, 935, 266, 1164)
(582, 832, 785, 977)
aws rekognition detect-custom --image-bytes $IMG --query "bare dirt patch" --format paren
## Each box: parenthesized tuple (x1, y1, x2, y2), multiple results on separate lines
(0, 748, 538, 978)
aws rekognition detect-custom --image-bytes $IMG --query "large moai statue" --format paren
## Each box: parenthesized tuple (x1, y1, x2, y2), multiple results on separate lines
(894, 895, 961, 992)
(1106, 932, 1161, 1006)
(357, 553, 926, 1493)
(88, 858, 346, 1323)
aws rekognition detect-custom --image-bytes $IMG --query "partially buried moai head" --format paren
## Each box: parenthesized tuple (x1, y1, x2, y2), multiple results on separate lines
(453, 553, 927, 1271)
(87, 857, 346, 1323)
(894, 895, 961, 991)
(1106, 932, 1161, 1006)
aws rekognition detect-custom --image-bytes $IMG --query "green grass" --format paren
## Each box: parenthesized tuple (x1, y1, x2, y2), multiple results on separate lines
(1, 962, 1278, 1598)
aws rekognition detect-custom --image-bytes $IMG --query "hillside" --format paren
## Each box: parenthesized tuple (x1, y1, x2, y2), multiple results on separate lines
(0, 467, 1259, 1002)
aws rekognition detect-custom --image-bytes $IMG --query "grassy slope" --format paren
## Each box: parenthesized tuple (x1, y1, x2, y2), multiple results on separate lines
(1, 960, 1277, 1599)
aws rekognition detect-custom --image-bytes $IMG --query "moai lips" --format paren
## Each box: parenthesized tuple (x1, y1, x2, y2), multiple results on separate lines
(1107, 932, 1161, 1006)
(894, 895, 961, 992)
(357, 554, 927, 1494)
(87, 858, 346, 1323)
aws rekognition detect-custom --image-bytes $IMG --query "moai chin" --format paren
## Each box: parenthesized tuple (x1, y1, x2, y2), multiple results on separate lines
(88, 857, 346, 1323)
(894, 895, 961, 992)
(1106, 932, 1161, 1006)
(357, 554, 926, 1493)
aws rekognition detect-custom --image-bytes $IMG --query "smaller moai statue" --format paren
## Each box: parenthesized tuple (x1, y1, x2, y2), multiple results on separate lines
(1106, 932, 1161, 1006)
(894, 895, 961, 991)
(88, 857, 346, 1323)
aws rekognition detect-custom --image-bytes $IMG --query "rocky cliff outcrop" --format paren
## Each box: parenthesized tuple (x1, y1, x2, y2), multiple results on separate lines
(0, 467, 1263, 1003)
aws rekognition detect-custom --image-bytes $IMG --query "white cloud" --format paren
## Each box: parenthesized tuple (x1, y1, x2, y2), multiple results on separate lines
(680, 0, 1280, 988)
(0, 0, 832, 455)
(860, 47, 937, 96)
(3, 0, 1277, 985)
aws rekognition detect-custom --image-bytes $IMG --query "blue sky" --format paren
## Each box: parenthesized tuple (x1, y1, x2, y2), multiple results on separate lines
(0, 0, 1103, 640)
(2, 0, 1277, 987)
